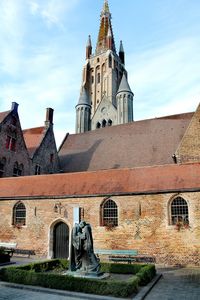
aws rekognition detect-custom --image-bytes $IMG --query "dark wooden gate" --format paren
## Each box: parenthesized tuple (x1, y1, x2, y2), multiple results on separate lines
(53, 222, 69, 258)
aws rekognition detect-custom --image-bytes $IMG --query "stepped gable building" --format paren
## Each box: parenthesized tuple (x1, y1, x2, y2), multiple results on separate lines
(75, 0, 133, 133)
(0, 103, 59, 177)
(23, 108, 60, 175)
(0, 0, 200, 266)
(0, 102, 30, 177)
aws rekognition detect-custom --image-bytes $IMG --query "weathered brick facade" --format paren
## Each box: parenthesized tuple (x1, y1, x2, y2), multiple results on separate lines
(0, 104, 60, 177)
(175, 104, 200, 163)
(0, 102, 30, 177)
(0, 164, 199, 266)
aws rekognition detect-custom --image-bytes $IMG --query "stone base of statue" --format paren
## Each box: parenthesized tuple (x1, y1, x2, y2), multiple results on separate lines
(64, 270, 109, 280)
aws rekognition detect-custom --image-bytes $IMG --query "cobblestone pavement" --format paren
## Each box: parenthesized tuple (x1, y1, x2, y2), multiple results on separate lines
(0, 282, 122, 300)
(145, 267, 200, 300)
(0, 285, 71, 300)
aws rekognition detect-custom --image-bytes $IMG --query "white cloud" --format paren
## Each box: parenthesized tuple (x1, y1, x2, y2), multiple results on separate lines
(29, 0, 80, 28)
(127, 36, 200, 119)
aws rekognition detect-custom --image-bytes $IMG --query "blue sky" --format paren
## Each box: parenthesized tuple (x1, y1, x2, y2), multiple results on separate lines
(0, 0, 200, 146)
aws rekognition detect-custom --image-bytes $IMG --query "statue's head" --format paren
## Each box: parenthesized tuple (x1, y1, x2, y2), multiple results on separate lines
(79, 220, 86, 228)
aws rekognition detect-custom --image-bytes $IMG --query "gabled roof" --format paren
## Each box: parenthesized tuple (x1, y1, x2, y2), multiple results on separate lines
(23, 126, 45, 157)
(59, 112, 193, 173)
(0, 110, 11, 123)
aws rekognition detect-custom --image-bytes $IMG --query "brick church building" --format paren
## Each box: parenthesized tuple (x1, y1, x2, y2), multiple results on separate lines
(0, 1, 199, 266)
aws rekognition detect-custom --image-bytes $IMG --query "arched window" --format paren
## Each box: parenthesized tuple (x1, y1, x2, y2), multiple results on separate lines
(108, 119, 112, 126)
(101, 199, 118, 227)
(13, 202, 26, 226)
(96, 122, 101, 129)
(170, 197, 189, 225)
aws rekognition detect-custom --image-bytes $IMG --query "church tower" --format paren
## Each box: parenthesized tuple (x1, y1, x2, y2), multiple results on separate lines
(75, 0, 134, 133)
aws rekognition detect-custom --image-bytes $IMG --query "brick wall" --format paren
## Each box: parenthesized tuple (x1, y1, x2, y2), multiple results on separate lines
(0, 191, 199, 265)
(176, 104, 200, 163)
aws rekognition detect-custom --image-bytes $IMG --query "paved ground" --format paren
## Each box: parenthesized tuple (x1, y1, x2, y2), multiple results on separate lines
(1, 257, 200, 300)
(145, 267, 200, 300)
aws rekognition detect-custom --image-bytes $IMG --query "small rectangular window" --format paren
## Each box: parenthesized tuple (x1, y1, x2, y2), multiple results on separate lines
(35, 165, 41, 175)
(6, 136, 11, 149)
(6, 136, 16, 151)
(10, 138, 16, 151)
(50, 154, 54, 163)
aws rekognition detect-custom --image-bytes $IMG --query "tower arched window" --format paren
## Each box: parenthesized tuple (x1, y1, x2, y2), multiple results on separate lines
(13, 202, 26, 226)
(102, 119, 107, 127)
(108, 54, 112, 68)
(170, 197, 189, 225)
(108, 119, 112, 126)
(101, 199, 118, 227)
(96, 122, 101, 129)
(97, 73, 100, 84)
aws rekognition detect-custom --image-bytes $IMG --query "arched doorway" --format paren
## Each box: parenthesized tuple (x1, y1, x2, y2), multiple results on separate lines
(53, 222, 69, 258)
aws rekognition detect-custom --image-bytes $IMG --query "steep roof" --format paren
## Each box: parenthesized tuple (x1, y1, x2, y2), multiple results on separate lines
(96, 0, 116, 53)
(77, 87, 91, 106)
(0, 111, 11, 123)
(117, 73, 133, 94)
(59, 112, 193, 173)
(23, 126, 45, 157)
(0, 163, 199, 199)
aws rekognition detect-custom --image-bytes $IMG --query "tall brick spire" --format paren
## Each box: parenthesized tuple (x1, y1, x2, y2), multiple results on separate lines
(96, 0, 116, 54)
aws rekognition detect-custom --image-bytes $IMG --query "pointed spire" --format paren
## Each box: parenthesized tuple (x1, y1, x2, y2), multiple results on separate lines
(102, 0, 110, 15)
(107, 25, 112, 50)
(87, 35, 92, 47)
(86, 35, 92, 59)
(119, 40, 124, 53)
(96, 0, 116, 54)
(119, 40, 125, 64)
(77, 87, 91, 106)
(117, 73, 133, 94)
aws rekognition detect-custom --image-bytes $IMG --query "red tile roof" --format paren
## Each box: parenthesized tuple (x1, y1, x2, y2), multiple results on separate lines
(0, 163, 199, 198)
(23, 127, 45, 157)
(0, 111, 11, 123)
(59, 112, 193, 172)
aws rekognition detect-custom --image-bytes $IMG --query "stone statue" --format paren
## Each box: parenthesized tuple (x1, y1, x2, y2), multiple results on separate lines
(69, 221, 101, 275)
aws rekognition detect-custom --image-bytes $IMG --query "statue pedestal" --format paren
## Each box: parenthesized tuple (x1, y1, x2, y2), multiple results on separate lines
(64, 271, 110, 280)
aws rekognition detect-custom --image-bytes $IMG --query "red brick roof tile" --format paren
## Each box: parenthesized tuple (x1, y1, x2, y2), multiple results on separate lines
(23, 126, 45, 157)
(0, 163, 199, 198)
(0, 111, 11, 123)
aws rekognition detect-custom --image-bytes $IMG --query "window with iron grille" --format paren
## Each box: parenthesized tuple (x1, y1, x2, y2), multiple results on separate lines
(102, 199, 118, 227)
(13, 202, 26, 226)
(171, 197, 189, 225)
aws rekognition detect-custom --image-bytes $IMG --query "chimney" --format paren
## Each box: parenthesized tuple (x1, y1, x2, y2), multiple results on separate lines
(11, 102, 19, 113)
(45, 108, 54, 128)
